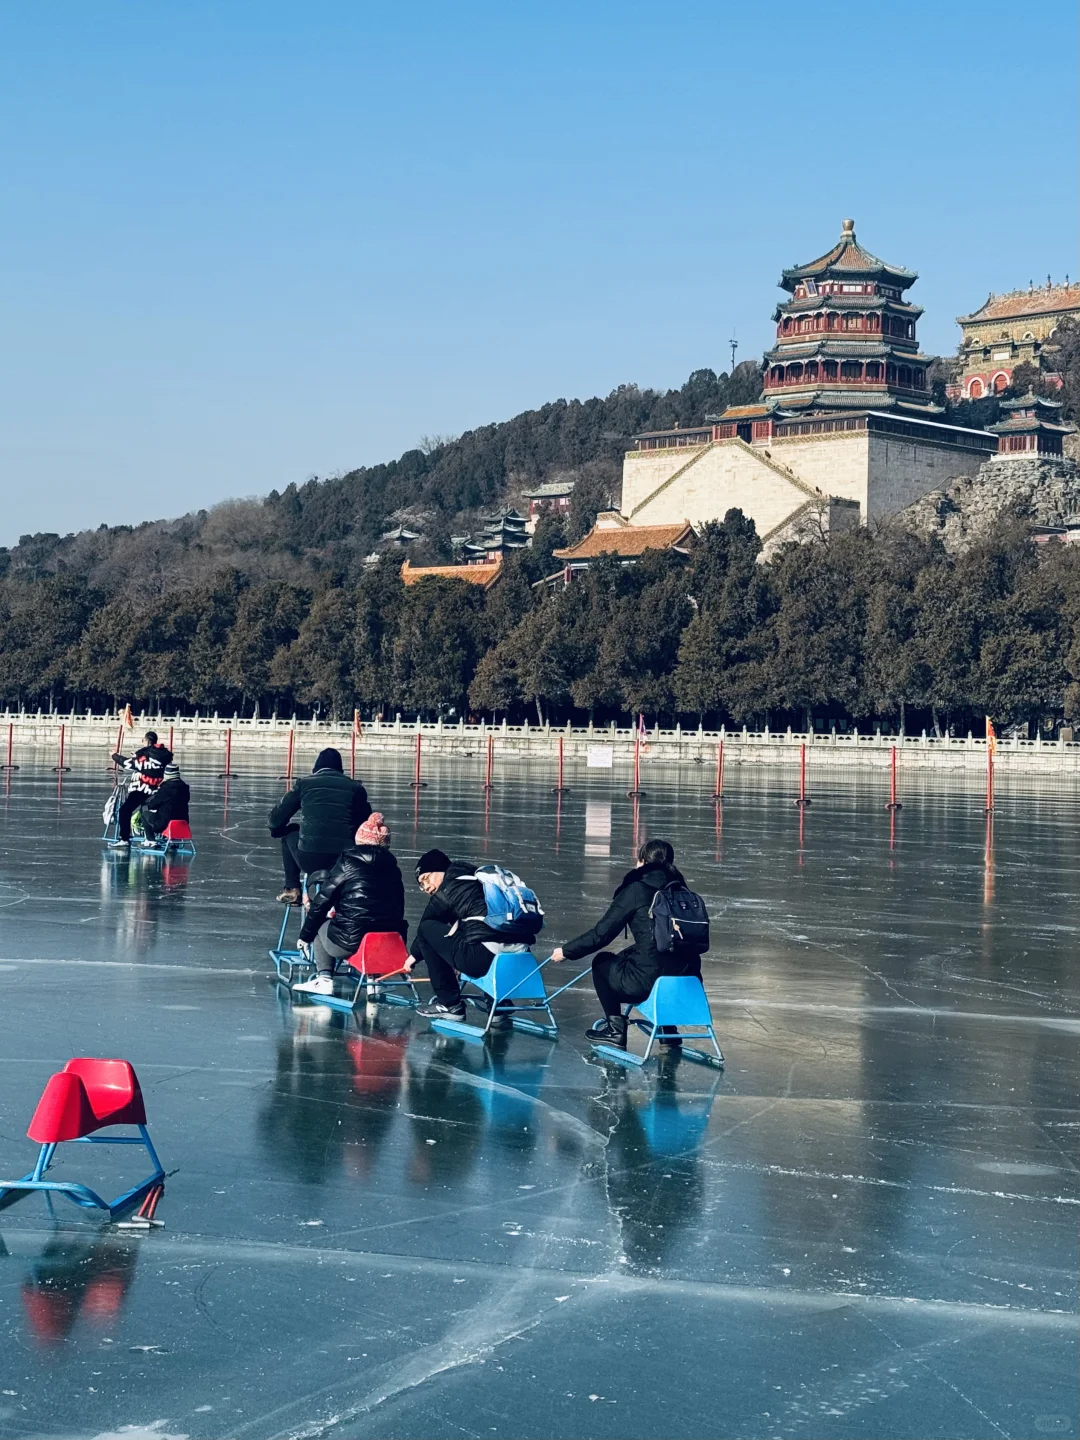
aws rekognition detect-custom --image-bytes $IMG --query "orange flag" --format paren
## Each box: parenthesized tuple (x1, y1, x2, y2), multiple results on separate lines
(353, 709, 363, 738)
(122, 703, 135, 730)
(985, 717, 997, 754)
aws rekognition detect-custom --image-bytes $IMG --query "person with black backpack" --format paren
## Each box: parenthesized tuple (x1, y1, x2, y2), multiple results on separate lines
(550, 837, 709, 1049)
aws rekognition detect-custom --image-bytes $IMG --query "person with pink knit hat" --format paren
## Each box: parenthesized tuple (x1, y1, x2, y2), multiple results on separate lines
(292, 812, 406, 996)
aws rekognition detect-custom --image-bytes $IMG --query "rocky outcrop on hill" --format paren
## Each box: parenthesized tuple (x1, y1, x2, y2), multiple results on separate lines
(900, 455, 1080, 552)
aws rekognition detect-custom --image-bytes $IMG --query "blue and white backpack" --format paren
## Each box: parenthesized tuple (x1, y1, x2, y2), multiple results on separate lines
(468, 865, 545, 938)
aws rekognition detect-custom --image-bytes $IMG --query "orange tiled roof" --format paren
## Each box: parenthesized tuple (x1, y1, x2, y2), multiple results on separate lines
(400, 559, 502, 589)
(959, 284, 1080, 324)
(554, 522, 693, 561)
(718, 404, 772, 420)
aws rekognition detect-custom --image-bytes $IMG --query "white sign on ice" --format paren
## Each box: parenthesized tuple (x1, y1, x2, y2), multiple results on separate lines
(587, 745, 614, 769)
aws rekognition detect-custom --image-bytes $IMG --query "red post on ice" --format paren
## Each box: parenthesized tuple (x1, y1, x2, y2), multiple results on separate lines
(218, 727, 236, 778)
(409, 728, 427, 788)
(278, 726, 295, 781)
(984, 744, 995, 815)
(1, 721, 17, 771)
(52, 723, 71, 773)
(627, 718, 646, 798)
(482, 732, 495, 791)
(794, 741, 811, 807)
(112, 723, 124, 773)
(712, 740, 725, 800)
(885, 744, 902, 811)
(168, 724, 174, 754)
(552, 733, 569, 794)
(350, 727, 356, 779)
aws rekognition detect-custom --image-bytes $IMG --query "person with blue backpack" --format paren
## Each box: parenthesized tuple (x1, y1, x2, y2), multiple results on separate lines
(550, 837, 709, 1049)
(405, 849, 545, 1023)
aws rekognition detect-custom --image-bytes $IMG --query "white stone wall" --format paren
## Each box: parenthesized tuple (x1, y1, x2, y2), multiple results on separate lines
(627, 442, 814, 538)
(769, 431, 870, 512)
(621, 446, 710, 514)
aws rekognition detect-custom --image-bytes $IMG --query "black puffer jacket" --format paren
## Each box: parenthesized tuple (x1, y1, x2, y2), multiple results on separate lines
(299, 845, 407, 953)
(268, 769, 371, 854)
(419, 860, 510, 948)
(562, 862, 702, 988)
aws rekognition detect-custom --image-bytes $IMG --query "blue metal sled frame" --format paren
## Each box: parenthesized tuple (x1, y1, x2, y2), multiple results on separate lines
(269, 905, 310, 984)
(135, 835, 196, 857)
(0, 1125, 165, 1219)
(592, 1002, 725, 1071)
(295, 967, 420, 1012)
(430, 959, 594, 1043)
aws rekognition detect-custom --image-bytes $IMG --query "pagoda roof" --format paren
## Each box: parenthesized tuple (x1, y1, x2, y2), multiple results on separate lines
(998, 390, 1064, 414)
(521, 481, 576, 499)
(764, 341, 930, 363)
(778, 294, 923, 317)
(781, 220, 916, 292)
(716, 403, 774, 420)
(554, 521, 693, 562)
(401, 559, 503, 589)
(771, 391, 944, 416)
(958, 283, 1080, 325)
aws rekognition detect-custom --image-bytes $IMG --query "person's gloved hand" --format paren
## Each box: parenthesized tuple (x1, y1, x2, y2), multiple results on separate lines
(297, 939, 311, 961)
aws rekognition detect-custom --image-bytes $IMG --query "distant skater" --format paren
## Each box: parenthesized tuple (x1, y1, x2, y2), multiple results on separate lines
(138, 762, 190, 842)
(109, 730, 173, 848)
(292, 812, 407, 996)
(268, 747, 371, 904)
(551, 838, 709, 1048)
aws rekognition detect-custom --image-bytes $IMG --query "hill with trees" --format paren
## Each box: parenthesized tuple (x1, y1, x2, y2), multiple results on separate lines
(2, 329, 1080, 736)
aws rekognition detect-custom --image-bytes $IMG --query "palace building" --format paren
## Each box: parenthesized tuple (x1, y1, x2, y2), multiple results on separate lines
(954, 280, 1080, 400)
(605, 221, 997, 554)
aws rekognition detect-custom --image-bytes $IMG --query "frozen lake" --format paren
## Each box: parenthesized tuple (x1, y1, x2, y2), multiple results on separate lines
(0, 759, 1077, 1440)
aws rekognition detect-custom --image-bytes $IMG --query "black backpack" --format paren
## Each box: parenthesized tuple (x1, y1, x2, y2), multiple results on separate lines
(650, 881, 710, 955)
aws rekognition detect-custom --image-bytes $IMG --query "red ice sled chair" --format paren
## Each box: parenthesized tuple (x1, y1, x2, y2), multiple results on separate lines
(0, 1059, 165, 1218)
(292, 931, 419, 1012)
(140, 819, 196, 857)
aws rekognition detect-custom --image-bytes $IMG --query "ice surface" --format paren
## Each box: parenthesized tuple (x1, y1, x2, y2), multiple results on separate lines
(0, 758, 1076, 1439)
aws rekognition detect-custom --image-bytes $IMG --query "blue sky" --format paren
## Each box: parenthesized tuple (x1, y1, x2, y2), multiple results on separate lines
(0, 1, 1076, 545)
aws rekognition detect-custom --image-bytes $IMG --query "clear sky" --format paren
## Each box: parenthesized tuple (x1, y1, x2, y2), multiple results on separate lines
(0, 1, 1076, 546)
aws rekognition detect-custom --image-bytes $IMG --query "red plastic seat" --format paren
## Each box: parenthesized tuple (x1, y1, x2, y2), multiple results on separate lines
(162, 820, 193, 841)
(28, 1059, 146, 1143)
(344, 931, 409, 977)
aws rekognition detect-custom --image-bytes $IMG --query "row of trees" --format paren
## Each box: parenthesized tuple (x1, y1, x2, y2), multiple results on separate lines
(4, 509, 1080, 735)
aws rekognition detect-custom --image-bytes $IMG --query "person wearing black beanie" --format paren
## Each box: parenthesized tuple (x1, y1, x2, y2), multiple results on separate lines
(267, 748, 371, 903)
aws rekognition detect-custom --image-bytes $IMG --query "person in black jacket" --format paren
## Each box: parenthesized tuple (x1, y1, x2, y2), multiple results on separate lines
(404, 849, 527, 1023)
(291, 812, 406, 996)
(109, 731, 173, 847)
(551, 837, 702, 1048)
(139, 763, 190, 841)
(268, 748, 371, 903)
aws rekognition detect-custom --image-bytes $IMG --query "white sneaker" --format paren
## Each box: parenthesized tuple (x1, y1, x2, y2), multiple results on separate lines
(292, 974, 334, 996)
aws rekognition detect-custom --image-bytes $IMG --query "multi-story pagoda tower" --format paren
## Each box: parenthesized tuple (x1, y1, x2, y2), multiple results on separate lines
(760, 219, 939, 417)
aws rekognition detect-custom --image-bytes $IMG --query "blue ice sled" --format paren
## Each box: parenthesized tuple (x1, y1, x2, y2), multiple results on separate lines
(429, 952, 574, 1042)
(591, 975, 725, 1069)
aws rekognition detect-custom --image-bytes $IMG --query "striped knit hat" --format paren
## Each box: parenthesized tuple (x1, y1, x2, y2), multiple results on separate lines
(355, 812, 391, 847)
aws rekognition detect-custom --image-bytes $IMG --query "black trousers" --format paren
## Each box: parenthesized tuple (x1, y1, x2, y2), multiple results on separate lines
(411, 915, 492, 1007)
(117, 791, 147, 841)
(591, 950, 655, 1017)
(281, 827, 339, 889)
(592, 949, 702, 1017)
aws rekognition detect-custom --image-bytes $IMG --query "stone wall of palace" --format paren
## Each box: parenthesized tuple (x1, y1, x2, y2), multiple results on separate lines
(864, 432, 987, 521)
(623, 443, 815, 539)
(766, 431, 871, 512)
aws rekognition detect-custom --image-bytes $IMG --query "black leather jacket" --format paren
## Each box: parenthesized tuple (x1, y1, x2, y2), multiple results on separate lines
(299, 844, 407, 954)
(562, 863, 701, 985)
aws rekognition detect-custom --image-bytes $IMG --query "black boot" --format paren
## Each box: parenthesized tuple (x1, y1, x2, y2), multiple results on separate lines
(585, 1015, 628, 1048)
